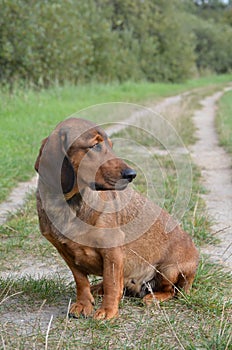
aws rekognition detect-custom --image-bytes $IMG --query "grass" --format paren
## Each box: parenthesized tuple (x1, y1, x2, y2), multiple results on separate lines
(216, 89, 232, 154)
(1, 76, 232, 349)
(0, 73, 232, 202)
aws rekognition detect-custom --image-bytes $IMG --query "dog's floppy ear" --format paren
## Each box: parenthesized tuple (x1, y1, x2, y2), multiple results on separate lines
(34, 137, 48, 172)
(59, 128, 76, 195)
(35, 128, 76, 197)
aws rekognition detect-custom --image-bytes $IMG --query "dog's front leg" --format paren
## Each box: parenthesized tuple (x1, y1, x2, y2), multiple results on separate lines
(69, 267, 94, 318)
(94, 247, 124, 320)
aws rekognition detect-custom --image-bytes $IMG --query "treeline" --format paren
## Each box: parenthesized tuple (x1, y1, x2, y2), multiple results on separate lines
(0, 0, 232, 87)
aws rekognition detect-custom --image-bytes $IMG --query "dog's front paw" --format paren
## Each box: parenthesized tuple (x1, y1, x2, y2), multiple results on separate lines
(93, 307, 119, 320)
(69, 299, 94, 318)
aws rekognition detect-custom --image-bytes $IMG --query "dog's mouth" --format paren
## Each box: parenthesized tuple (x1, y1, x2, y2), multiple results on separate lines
(89, 168, 136, 191)
(89, 179, 129, 191)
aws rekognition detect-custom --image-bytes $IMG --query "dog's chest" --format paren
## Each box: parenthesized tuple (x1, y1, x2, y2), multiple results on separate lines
(74, 247, 103, 275)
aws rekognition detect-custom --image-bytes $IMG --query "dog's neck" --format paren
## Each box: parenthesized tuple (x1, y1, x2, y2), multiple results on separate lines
(64, 184, 79, 201)
(66, 187, 108, 214)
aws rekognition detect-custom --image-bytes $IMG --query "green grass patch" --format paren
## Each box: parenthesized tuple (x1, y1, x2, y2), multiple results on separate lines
(0, 276, 75, 306)
(1, 74, 232, 202)
(216, 89, 232, 154)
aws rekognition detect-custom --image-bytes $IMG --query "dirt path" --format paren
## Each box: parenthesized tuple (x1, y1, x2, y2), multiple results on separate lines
(0, 175, 38, 225)
(191, 88, 232, 272)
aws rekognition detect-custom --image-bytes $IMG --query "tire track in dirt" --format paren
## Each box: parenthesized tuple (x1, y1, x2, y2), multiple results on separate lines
(191, 88, 232, 272)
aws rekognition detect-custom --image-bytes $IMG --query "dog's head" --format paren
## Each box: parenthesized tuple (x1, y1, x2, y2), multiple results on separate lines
(35, 118, 136, 198)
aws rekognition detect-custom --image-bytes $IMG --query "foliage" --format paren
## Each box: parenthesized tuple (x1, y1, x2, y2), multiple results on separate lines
(0, 0, 232, 87)
(190, 16, 232, 74)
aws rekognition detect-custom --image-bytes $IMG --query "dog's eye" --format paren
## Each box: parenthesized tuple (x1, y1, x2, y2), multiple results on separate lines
(90, 143, 102, 152)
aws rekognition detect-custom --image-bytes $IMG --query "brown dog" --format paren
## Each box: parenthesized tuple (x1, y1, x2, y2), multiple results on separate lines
(35, 117, 199, 320)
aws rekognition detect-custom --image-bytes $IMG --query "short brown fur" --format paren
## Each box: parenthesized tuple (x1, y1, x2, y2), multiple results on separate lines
(35, 118, 199, 320)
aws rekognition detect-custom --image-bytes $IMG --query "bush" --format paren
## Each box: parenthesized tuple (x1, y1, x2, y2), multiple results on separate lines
(192, 18, 232, 74)
(0, 0, 231, 88)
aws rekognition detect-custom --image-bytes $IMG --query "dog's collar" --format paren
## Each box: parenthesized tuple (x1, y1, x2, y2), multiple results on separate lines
(64, 185, 78, 201)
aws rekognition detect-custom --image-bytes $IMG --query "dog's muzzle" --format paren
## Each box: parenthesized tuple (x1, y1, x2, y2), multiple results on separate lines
(121, 168, 137, 183)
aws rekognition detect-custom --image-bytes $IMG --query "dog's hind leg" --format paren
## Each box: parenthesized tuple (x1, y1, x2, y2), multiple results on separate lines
(142, 264, 196, 305)
(175, 270, 196, 294)
(142, 265, 180, 305)
(143, 279, 175, 304)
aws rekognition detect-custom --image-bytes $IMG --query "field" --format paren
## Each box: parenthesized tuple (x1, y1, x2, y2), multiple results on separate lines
(0, 76, 232, 349)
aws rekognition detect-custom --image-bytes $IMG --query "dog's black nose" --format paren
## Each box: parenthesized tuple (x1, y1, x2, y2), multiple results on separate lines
(121, 168, 137, 182)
